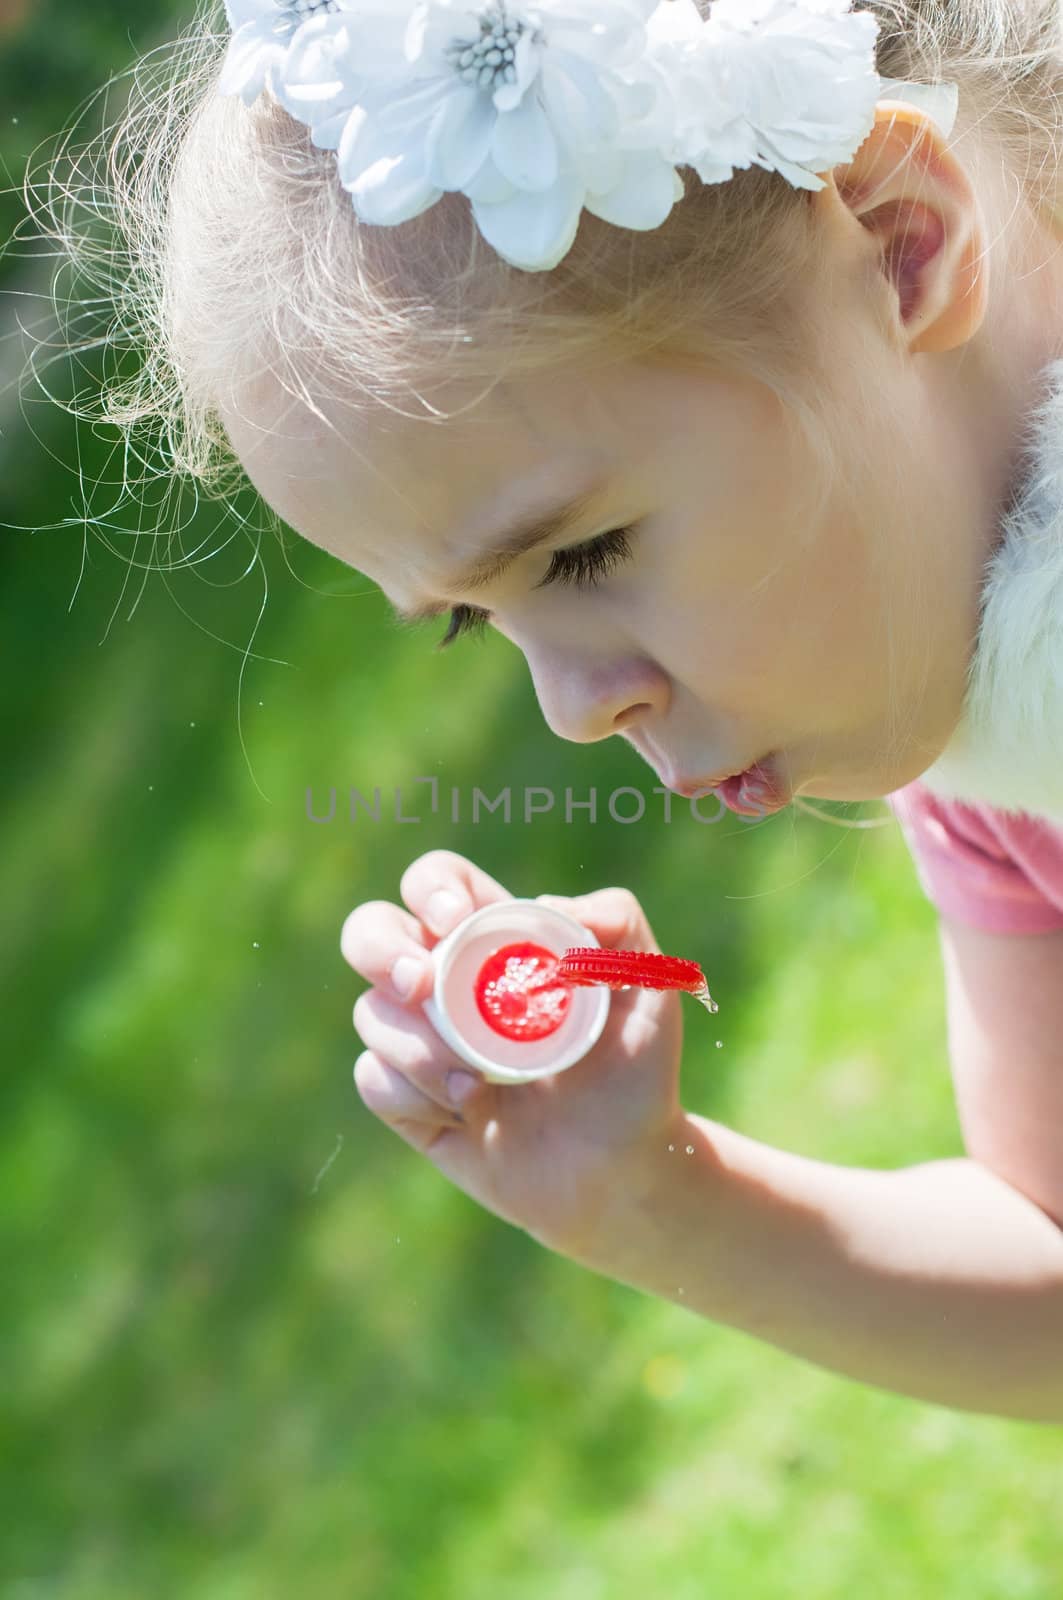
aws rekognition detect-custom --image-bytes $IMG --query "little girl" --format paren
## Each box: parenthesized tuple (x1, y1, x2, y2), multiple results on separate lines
(41, 0, 1063, 1421)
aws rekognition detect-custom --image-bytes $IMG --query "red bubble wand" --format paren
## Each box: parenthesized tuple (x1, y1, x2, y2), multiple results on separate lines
(557, 947, 719, 1014)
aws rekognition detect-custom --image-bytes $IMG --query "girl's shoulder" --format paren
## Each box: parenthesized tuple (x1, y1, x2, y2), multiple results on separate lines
(886, 781, 1063, 935)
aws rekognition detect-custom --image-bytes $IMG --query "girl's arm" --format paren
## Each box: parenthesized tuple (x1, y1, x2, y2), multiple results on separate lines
(568, 921, 1063, 1424)
(574, 1126, 1063, 1422)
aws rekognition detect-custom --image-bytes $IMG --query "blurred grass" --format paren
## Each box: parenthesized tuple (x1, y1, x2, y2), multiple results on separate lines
(2, 4, 1062, 1597)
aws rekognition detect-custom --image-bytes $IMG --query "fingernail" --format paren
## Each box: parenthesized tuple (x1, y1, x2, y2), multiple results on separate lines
(446, 1070, 480, 1108)
(390, 956, 425, 1001)
(425, 889, 470, 936)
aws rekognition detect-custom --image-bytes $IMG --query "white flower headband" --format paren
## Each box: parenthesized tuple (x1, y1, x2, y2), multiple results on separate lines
(220, 0, 959, 272)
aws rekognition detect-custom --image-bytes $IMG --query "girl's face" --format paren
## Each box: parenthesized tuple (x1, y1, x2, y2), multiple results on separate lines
(226, 337, 1006, 805)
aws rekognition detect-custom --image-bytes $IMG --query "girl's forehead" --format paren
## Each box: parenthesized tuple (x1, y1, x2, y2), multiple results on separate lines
(223, 359, 780, 585)
(229, 372, 615, 576)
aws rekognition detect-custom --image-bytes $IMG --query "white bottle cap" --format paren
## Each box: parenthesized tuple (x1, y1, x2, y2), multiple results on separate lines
(422, 897, 610, 1084)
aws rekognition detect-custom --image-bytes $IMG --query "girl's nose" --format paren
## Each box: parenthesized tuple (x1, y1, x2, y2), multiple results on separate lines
(528, 655, 671, 744)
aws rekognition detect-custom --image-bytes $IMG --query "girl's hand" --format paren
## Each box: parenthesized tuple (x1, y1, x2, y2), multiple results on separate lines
(341, 850, 685, 1262)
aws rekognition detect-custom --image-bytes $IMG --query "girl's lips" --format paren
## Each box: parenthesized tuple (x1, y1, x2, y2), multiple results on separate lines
(673, 764, 749, 797)
(658, 751, 791, 814)
(716, 757, 790, 817)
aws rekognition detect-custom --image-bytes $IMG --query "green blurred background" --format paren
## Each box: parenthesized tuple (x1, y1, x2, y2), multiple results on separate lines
(2, 4, 1060, 1596)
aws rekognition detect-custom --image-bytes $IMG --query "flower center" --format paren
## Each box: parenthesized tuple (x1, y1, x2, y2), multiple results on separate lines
(443, 4, 533, 92)
(284, 0, 339, 21)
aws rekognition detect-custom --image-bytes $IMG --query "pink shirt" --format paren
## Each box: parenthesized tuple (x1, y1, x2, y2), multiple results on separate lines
(887, 783, 1063, 934)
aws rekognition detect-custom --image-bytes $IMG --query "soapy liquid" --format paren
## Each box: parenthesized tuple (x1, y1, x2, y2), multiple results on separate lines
(474, 942, 572, 1042)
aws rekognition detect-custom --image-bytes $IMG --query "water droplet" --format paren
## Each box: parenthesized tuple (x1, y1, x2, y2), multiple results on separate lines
(252, 941, 260, 949)
(677, 1286, 685, 1296)
(395, 1236, 401, 1244)
(667, 1143, 675, 1153)
(189, 720, 196, 727)
(258, 700, 264, 707)
(715, 1040, 723, 1048)
(147, 785, 154, 792)
(684, 1144, 694, 1155)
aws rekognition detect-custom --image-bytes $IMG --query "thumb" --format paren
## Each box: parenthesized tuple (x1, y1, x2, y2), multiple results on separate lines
(537, 889, 683, 1124)
(537, 887, 661, 954)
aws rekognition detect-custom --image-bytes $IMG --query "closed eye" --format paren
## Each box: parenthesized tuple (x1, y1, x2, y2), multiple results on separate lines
(535, 526, 634, 590)
(437, 526, 636, 648)
(437, 605, 491, 649)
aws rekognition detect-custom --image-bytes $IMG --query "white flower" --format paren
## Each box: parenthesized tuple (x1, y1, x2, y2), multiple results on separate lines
(219, 0, 920, 272)
(280, 0, 685, 270)
(877, 76, 959, 139)
(652, 0, 883, 191)
(219, 0, 344, 105)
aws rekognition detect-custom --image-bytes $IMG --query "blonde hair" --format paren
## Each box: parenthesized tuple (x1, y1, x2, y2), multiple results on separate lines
(22, 0, 1063, 829)
(28, 0, 1063, 492)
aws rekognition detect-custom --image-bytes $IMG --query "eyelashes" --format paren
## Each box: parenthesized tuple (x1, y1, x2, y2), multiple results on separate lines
(438, 526, 635, 649)
(439, 604, 491, 647)
(537, 525, 634, 590)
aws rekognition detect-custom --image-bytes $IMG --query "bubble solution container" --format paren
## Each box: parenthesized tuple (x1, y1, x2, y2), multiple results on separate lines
(422, 898, 611, 1085)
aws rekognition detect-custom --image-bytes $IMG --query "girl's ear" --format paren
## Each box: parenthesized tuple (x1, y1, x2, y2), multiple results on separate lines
(811, 101, 989, 355)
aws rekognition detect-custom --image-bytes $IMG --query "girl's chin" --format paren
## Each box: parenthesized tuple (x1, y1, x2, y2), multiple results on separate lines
(784, 774, 910, 805)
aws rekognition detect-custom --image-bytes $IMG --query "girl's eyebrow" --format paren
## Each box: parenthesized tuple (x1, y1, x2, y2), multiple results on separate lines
(393, 483, 606, 622)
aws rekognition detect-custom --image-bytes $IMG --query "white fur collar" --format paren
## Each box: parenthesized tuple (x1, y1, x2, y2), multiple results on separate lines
(917, 358, 1063, 823)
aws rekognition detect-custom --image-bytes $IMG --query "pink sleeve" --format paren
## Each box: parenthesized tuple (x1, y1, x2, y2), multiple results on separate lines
(886, 783, 1063, 935)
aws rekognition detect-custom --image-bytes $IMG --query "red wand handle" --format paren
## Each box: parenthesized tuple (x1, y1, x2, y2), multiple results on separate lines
(557, 947, 719, 1014)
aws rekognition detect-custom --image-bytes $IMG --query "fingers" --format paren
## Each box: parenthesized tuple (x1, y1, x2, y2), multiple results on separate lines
(340, 899, 436, 1007)
(399, 849, 511, 938)
(354, 1051, 466, 1153)
(353, 988, 482, 1117)
(341, 852, 512, 1006)
(342, 852, 516, 1153)
(537, 886, 660, 953)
